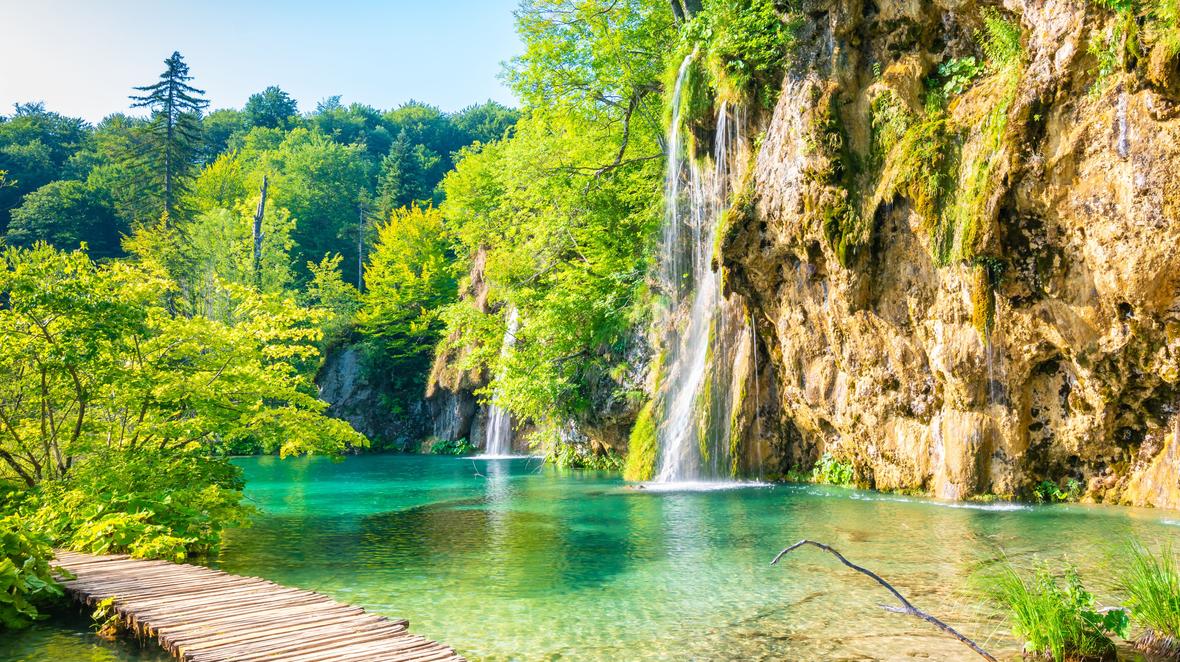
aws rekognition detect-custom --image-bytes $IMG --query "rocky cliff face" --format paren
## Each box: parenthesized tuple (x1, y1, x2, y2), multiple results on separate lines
(722, 0, 1180, 505)
(317, 345, 430, 451)
(425, 248, 492, 448)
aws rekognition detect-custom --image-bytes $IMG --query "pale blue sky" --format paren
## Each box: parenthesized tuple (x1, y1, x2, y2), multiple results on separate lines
(0, 0, 523, 122)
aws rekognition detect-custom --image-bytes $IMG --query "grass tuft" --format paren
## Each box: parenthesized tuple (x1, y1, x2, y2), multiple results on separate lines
(986, 560, 1128, 662)
(1121, 541, 1180, 655)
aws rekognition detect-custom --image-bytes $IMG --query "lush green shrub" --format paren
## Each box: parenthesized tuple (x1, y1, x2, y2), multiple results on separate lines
(1121, 541, 1180, 653)
(429, 438, 477, 456)
(811, 452, 855, 486)
(19, 450, 252, 562)
(1034, 478, 1084, 503)
(680, 0, 803, 108)
(987, 560, 1129, 661)
(0, 515, 65, 630)
(550, 442, 624, 471)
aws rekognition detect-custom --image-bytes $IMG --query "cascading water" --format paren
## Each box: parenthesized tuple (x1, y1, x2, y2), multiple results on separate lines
(482, 307, 520, 457)
(653, 54, 756, 484)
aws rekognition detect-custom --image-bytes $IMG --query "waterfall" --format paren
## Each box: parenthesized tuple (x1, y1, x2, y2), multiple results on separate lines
(653, 54, 753, 483)
(483, 307, 520, 457)
(1117, 89, 1130, 159)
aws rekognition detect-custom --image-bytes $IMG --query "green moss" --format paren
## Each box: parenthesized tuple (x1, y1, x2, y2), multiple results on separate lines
(868, 90, 913, 173)
(967, 260, 995, 337)
(809, 89, 868, 267)
(880, 11, 1025, 266)
(623, 400, 659, 481)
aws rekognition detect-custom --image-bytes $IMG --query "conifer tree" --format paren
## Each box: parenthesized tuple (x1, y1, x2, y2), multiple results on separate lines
(130, 51, 209, 223)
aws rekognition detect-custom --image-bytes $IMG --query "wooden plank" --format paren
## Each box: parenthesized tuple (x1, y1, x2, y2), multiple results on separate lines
(53, 550, 465, 662)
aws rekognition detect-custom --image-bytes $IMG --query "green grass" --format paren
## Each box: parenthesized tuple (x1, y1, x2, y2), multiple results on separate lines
(986, 560, 1129, 661)
(1121, 541, 1180, 650)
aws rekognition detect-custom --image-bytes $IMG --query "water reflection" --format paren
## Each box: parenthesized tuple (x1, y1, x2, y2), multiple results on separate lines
(7, 456, 1179, 661)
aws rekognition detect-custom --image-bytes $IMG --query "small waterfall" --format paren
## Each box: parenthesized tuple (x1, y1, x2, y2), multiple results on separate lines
(483, 307, 520, 457)
(653, 54, 754, 483)
(1117, 89, 1130, 158)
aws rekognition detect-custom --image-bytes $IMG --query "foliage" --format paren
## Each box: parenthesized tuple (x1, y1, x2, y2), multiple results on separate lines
(18, 450, 252, 561)
(0, 103, 89, 234)
(882, 10, 1025, 266)
(980, 9, 1025, 67)
(1120, 541, 1180, 642)
(682, 0, 803, 107)
(1034, 478, 1084, 503)
(937, 57, 986, 96)
(356, 206, 457, 404)
(0, 244, 367, 489)
(7, 180, 126, 259)
(0, 515, 64, 630)
(623, 401, 659, 481)
(305, 253, 361, 344)
(243, 86, 300, 130)
(262, 128, 370, 280)
(811, 452, 855, 486)
(129, 51, 210, 220)
(549, 438, 626, 471)
(986, 560, 1129, 661)
(429, 437, 476, 456)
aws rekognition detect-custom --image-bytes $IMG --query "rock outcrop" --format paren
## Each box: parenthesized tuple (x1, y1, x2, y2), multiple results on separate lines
(317, 344, 430, 451)
(722, 0, 1180, 504)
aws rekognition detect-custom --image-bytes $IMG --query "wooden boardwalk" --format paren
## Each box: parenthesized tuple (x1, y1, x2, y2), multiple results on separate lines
(54, 550, 465, 662)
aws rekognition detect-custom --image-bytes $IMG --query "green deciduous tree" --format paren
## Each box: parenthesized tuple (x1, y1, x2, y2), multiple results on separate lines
(243, 86, 300, 130)
(262, 128, 369, 279)
(6, 180, 127, 259)
(0, 103, 89, 234)
(0, 244, 365, 489)
(357, 206, 457, 403)
(437, 0, 669, 456)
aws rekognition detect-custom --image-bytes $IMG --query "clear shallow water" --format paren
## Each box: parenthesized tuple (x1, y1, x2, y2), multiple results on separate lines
(5, 454, 1178, 661)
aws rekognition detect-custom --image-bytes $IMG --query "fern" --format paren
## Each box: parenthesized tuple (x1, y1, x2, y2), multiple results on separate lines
(980, 9, 1024, 68)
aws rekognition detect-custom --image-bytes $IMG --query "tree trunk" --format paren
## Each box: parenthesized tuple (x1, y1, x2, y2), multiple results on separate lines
(253, 175, 268, 288)
(669, 0, 685, 22)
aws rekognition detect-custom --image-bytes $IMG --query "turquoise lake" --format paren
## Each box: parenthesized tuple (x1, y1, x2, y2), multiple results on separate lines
(3, 454, 1179, 660)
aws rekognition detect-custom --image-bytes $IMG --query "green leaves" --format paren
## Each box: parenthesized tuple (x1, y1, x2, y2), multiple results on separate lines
(0, 515, 62, 630)
(356, 206, 457, 403)
(937, 57, 985, 96)
(0, 244, 367, 485)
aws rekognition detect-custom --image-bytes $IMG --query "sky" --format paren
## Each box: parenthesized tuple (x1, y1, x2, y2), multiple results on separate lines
(0, 0, 523, 122)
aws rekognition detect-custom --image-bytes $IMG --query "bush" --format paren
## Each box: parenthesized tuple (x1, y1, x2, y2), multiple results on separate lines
(1034, 478, 1084, 503)
(1121, 541, 1180, 655)
(19, 450, 252, 562)
(0, 515, 65, 630)
(811, 452, 855, 486)
(551, 442, 625, 471)
(987, 560, 1129, 661)
(680, 0, 803, 107)
(429, 438, 477, 456)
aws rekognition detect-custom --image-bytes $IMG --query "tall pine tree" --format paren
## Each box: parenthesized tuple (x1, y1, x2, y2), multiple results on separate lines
(130, 51, 208, 223)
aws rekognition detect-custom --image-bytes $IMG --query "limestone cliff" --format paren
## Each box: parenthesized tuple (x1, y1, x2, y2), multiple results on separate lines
(425, 247, 492, 448)
(317, 345, 430, 451)
(722, 0, 1180, 505)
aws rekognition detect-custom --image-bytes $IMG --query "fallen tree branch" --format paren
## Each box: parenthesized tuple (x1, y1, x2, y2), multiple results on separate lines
(771, 540, 997, 662)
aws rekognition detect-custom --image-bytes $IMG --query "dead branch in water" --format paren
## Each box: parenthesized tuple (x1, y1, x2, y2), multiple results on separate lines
(771, 540, 998, 662)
